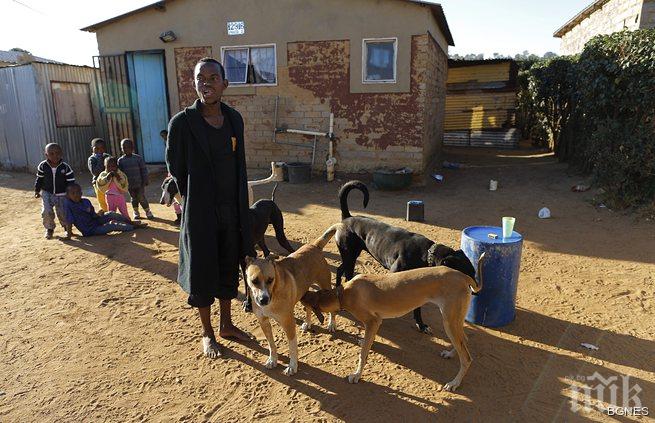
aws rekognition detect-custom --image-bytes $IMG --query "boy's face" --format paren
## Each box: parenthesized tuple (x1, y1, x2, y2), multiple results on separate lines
(106, 160, 118, 172)
(66, 186, 82, 203)
(194, 62, 228, 105)
(121, 142, 134, 155)
(93, 143, 106, 155)
(45, 146, 62, 164)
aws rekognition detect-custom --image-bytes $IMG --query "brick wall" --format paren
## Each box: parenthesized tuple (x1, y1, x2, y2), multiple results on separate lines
(421, 32, 447, 173)
(175, 34, 445, 174)
(559, 0, 644, 55)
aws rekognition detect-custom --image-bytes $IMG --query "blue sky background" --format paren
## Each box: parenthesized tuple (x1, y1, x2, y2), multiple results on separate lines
(1, 0, 591, 65)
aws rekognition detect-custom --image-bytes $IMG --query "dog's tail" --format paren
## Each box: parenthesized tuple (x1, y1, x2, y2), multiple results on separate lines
(338, 180, 369, 220)
(313, 224, 342, 250)
(471, 252, 486, 294)
(270, 182, 279, 202)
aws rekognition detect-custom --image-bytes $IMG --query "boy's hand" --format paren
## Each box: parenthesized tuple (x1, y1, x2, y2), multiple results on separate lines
(34, 191, 41, 198)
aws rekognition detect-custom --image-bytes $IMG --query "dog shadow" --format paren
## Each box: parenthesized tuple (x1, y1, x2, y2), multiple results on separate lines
(224, 343, 464, 420)
(315, 306, 655, 420)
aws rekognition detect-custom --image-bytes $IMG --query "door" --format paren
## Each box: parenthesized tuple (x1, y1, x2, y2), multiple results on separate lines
(93, 54, 136, 157)
(128, 51, 169, 163)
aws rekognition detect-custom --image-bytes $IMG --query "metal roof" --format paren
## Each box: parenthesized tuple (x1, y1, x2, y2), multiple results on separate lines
(0, 50, 61, 64)
(553, 0, 610, 38)
(80, 0, 454, 46)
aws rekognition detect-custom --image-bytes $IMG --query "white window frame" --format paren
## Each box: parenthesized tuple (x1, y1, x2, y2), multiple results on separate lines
(362, 37, 398, 84)
(221, 43, 278, 87)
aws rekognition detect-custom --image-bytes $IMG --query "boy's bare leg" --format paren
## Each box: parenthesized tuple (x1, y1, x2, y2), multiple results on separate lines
(199, 306, 222, 358)
(218, 299, 252, 341)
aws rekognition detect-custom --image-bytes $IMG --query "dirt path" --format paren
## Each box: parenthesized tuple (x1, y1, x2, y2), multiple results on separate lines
(1, 148, 653, 422)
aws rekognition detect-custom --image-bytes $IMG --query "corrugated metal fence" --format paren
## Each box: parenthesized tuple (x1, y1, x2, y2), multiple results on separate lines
(0, 63, 103, 172)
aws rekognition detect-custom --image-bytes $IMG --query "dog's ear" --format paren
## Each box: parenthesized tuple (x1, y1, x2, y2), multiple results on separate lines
(244, 256, 255, 266)
(266, 253, 280, 263)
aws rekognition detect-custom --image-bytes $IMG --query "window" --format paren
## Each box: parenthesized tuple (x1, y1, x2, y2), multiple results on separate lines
(363, 38, 397, 83)
(51, 82, 93, 127)
(221, 44, 277, 85)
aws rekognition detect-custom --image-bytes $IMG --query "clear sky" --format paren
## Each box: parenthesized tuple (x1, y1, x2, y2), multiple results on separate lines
(0, 0, 591, 66)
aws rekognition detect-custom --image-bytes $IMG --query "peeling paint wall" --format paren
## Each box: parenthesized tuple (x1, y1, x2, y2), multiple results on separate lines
(174, 46, 212, 110)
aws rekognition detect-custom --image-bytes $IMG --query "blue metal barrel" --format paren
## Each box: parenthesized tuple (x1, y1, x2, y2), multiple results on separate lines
(460, 226, 523, 327)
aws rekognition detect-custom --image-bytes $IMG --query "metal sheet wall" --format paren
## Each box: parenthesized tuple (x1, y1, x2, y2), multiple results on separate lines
(32, 62, 104, 172)
(0, 65, 45, 170)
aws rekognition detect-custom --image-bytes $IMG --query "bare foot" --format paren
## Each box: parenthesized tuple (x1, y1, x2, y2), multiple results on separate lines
(202, 336, 222, 358)
(219, 324, 253, 341)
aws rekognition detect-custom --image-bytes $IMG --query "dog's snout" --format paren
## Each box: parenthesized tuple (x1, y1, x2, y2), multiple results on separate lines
(258, 295, 270, 306)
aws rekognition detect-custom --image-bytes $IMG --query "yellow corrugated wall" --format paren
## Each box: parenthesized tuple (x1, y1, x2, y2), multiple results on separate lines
(447, 63, 510, 83)
(445, 63, 517, 131)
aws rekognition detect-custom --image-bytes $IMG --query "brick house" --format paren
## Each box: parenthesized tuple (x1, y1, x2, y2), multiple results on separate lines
(81, 0, 453, 174)
(554, 0, 655, 55)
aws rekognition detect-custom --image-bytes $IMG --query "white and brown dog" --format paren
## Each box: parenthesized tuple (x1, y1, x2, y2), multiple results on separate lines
(301, 253, 485, 391)
(244, 225, 339, 375)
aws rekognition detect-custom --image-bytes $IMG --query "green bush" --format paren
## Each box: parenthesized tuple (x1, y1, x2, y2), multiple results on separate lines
(516, 29, 655, 208)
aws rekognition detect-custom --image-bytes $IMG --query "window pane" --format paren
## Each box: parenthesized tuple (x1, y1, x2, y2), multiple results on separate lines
(250, 46, 276, 84)
(365, 41, 395, 81)
(224, 48, 248, 83)
(52, 82, 93, 126)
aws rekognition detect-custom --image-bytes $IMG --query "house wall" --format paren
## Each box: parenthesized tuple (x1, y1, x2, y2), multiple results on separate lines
(559, 0, 645, 55)
(92, 0, 449, 173)
(641, 0, 655, 27)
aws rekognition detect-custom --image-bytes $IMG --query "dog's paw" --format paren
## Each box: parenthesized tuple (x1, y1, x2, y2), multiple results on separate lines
(442, 380, 460, 392)
(347, 373, 361, 384)
(283, 363, 297, 376)
(264, 356, 278, 369)
(300, 322, 312, 333)
(440, 349, 456, 359)
(327, 321, 336, 333)
(357, 337, 365, 347)
(415, 323, 433, 334)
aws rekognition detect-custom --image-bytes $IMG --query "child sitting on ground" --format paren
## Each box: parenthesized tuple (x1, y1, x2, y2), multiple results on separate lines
(160, 129, 182, 224)
(118, 138, 153, 220)
(87, 138, 110, 211)
(96, 156, 132, 220)
(64, 183, 145, 237)
(34, 142, 74, 239)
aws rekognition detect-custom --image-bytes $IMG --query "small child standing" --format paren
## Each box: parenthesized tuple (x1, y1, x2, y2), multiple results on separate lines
(87, 138, 111, 211)
(96, 156, 131, 219)
(160, 129, 182, 224)
(64, 183, 145, 237)
(118, 138, 153, 220)
(34, 143, 74, 239)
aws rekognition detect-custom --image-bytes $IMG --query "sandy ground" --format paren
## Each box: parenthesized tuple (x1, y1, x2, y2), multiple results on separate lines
(1, 147, 654, 422)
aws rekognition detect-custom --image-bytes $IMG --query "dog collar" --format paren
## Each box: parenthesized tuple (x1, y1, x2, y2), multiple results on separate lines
(427, 243, 438, 267)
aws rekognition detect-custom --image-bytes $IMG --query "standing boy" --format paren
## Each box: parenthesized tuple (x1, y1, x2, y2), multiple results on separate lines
(87, 138, 110, 211)
(35, 143, 74, 239)
(117, 138, 153, 219)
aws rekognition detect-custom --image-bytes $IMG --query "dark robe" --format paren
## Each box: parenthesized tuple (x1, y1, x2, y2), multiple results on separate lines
(166, 99, 255, 297)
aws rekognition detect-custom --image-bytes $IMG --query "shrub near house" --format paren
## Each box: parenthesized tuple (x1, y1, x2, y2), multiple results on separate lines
(518, 29, 655, 209)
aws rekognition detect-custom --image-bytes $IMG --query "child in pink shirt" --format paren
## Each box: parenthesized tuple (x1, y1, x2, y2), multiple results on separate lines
(96, 156, 131, 220)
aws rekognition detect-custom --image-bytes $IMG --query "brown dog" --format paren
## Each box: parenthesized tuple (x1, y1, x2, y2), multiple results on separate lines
(245, 225, 340, 375)
(301, 253, 485, 391)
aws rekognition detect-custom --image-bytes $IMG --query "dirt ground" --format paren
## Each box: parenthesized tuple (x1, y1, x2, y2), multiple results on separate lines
(1, 147, 654, 422)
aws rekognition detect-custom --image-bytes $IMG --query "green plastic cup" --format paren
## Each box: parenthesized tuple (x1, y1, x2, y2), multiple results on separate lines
(502, 217, 515, 238)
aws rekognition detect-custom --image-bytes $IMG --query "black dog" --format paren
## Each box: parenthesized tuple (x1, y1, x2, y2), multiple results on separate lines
(335, 180, 476, 333)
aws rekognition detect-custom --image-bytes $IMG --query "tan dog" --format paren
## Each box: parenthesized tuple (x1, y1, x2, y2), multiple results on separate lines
(301, 253, 485, 391)
(245, 225, 340, 375)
